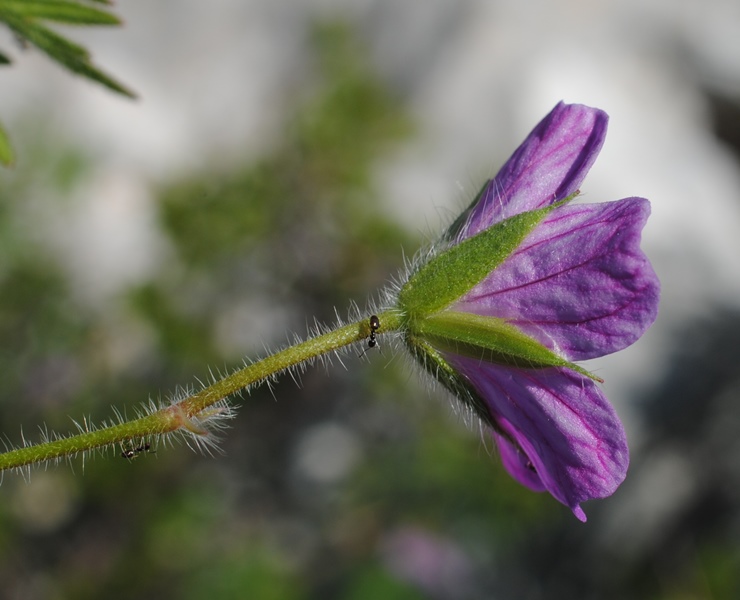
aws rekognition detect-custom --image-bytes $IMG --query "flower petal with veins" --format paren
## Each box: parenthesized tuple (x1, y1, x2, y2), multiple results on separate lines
(446, 356, 629, 522)
(455, 102, 608, 239)
(454, 198, 659, 360)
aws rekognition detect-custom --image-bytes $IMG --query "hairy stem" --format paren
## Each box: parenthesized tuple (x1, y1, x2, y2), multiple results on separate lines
(0, 310, 402, 474)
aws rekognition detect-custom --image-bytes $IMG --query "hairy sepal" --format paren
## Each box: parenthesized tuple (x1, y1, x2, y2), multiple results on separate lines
(412, 311, 599, 381)
(398, 203, 561, 318)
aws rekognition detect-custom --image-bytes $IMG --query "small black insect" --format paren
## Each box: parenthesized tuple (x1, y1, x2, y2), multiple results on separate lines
(358, 315, 381, 358)
(121, 443, 154, 459)
(367, 314, 380, 348)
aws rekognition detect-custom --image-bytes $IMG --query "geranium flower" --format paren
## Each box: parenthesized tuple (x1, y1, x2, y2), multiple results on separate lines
(394, 102, 660, 521)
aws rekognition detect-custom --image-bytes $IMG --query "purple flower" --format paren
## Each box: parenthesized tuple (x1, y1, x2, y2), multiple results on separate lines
(397, 102, 660, 521)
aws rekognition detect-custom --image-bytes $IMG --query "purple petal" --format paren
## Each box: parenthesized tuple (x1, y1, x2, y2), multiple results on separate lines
(494, 426, 546, 492)
(452, 197, 660, 361)
(458, 102, 608, 240)
(446, 355, 629, 521)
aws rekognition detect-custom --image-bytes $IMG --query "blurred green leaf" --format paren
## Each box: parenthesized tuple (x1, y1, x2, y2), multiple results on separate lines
(128, 284, 219, 367)
(0, 48, 10, 64)
(345, 566, 425, 600)
(0, 1, 121, 25)
(160, 21, 411, 270)
(0, 14, 135, 97)
(183, 546, 308, 600)
(0, 120, 13, 165)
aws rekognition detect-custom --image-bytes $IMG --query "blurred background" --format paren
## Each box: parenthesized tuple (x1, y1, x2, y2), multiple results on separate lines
(1, 0, 740, 598)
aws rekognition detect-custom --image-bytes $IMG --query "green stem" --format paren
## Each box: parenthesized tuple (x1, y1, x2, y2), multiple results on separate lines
(0, 309, 403, 474)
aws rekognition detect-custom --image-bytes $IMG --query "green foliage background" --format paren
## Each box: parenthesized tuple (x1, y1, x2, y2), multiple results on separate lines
(0, 18, 738, 600)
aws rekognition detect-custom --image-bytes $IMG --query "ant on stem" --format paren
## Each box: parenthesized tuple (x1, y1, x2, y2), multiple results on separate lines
(358, 314, 381, 358)
(121, 443, 155, 460)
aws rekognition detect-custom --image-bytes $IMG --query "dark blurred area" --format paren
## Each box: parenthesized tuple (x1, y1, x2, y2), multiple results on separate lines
(1, 20, 740, 600)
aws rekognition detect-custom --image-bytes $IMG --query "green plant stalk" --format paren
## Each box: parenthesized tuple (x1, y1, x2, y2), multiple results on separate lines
(0, 310, 403, 473)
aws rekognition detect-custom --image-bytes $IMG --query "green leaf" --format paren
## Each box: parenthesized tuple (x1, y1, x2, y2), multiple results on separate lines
(0, 49, 11, 64)
(0, 14, 135, 98)
(0, 121, 14, 165)
(411, 310, 596, 379)
(0, 1, 121, 25)
(397, 204, 554, 318)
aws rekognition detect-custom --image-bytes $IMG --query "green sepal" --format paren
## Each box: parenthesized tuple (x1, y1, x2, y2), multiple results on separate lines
(397, 204, 555, 318)
(411, 310, 600, 381)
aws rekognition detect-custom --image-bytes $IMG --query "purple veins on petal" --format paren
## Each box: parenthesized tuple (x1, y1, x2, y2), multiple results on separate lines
(458, 102, 608, 240)
(453, 197, 660, 361)
(445, 354, 629, 522)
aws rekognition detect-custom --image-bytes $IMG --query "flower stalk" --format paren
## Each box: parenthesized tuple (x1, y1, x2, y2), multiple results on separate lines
(0, 310, 402, 474)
